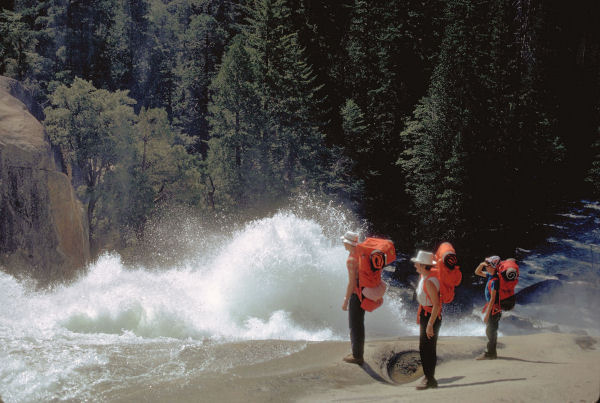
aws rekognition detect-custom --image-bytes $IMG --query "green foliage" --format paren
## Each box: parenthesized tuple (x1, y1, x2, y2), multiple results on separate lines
(340, 99, 367, 156)
(60, 0, 116, 87)
(0, 9, 40, 80)
(207, 35, 260, 208)
(100, 107, 204, 245)
(105, 0, 136, 91)
(288, 0, 354, 143)
(172, 4, 229, 155)
(207, 0, 326, 211)
(323, 99, 367, 201)
(142, 0, 179, 112)
(135, 107, 204, 207)
(44, 78, 205, 250)
(44, 78, 137, 247)
(587, 124, 600, 196)
(399, 0, 575, 252)
(340, 0, 447, 239)
(2, 0, 596, 258)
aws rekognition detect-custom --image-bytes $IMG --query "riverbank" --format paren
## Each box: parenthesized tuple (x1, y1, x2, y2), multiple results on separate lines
(109, 332, 599, 402)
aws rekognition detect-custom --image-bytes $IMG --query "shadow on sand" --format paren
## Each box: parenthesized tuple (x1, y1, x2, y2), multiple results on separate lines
(437, 377, 527, 389)
(438, 376, 465, 384)
(496, 356, 564, 364)
(360, 363, 393, 384)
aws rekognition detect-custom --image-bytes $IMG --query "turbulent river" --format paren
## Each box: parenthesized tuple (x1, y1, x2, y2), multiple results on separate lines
(1, 200, 598, 402)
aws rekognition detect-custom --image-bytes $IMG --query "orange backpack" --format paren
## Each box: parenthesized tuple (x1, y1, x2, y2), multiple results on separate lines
(355, 238, 396, 311)
(497, 258, 519, 310)
(418, 242, 462, 321)
(432, 242, 462, 304)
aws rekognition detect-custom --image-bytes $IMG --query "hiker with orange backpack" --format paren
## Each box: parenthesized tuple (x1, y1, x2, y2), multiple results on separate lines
(475, 256, 520, 360)
(475, 256, 502, 360)
(412, 243, 462, 390)
(341, 231, 396, 366)
(340, 231, 364, 365)
(412, 250, 442, 390)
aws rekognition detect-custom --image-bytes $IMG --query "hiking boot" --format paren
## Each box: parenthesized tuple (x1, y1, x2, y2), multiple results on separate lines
(476, 352, 497, 360)
(415, 376, 438, 390)
(343, 354, 364, 365)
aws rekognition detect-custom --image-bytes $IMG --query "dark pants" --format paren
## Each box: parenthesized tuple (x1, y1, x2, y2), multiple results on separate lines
(419, 310, 442, 382)
(348, 293, 365, 359)
(486, 312, 501, 356)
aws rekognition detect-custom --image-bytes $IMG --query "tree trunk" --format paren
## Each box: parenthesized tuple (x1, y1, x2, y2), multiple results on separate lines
(87, 193, 97, 254)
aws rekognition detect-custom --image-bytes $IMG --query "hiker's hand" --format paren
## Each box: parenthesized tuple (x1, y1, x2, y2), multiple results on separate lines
(342, 299, 349, 311)
(426, 323, 434, 338)
(483, 313, 489, 324)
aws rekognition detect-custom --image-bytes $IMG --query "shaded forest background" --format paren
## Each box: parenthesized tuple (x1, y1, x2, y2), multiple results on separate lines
(1, 0, 599, 266)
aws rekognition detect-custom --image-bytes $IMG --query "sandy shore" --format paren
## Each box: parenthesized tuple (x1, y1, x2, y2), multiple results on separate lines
(115, 332, 599, 403)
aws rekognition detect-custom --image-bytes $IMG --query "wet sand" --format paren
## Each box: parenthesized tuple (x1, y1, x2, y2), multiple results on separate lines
(115, 332, 599, 402)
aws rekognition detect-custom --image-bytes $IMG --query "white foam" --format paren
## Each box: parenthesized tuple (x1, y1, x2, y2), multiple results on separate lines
(2, 199, 599, 401)
(0, 212, 411, 343)
(557, 213, 587, 219)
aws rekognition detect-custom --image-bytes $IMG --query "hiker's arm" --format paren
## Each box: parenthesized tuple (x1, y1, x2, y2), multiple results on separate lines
(425, 280, 441, 338)
(342, 260, 358, 311)
(483, 288, 496, 323)
(474, 262, 488, 277)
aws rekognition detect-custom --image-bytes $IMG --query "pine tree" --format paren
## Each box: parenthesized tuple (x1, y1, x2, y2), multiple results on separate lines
(35, 0, 70, 92)
(142, 0, 178, 113)
(106, 0, 151, 100)
(288, 0, 355, 145)
(587, 117, 600, 196)
(330, 98, 367, 202)
(173, 9, 228, 156)
(342, 0, 446, 239)
(63, 0, 117, 88)
(207, 0, 325, 211)
(207, 34, 264, 208)
(0, 8, 40, 80)
(248, 0, 325, 191)
(399, 0, 574, 251)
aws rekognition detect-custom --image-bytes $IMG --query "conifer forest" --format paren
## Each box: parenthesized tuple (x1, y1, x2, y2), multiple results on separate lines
(1, 0, 599, 262)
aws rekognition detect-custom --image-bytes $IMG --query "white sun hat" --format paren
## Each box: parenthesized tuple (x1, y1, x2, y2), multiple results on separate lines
(410, 250, 436, 266)
(340, 231, 359, 246)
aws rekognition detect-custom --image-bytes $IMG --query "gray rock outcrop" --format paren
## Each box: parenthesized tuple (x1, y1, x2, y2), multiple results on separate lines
(0, 77, 89, 282)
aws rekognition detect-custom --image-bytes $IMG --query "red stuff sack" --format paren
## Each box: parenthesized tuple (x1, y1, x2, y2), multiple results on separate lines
(432, 242, 462, 304)
(355, 238, 396, 311)
(497, 258, 519, 311)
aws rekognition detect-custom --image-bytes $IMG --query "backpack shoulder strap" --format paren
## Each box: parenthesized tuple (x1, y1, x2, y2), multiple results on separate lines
(489, 274, 501, 309)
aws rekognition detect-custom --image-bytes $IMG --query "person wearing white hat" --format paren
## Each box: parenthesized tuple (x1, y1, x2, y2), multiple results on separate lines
(411, 250, 442, 390)
(340, 231, 364, 365)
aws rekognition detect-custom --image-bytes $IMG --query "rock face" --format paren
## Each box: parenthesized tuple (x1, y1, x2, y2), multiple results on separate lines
(0, 77, 89, 282)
